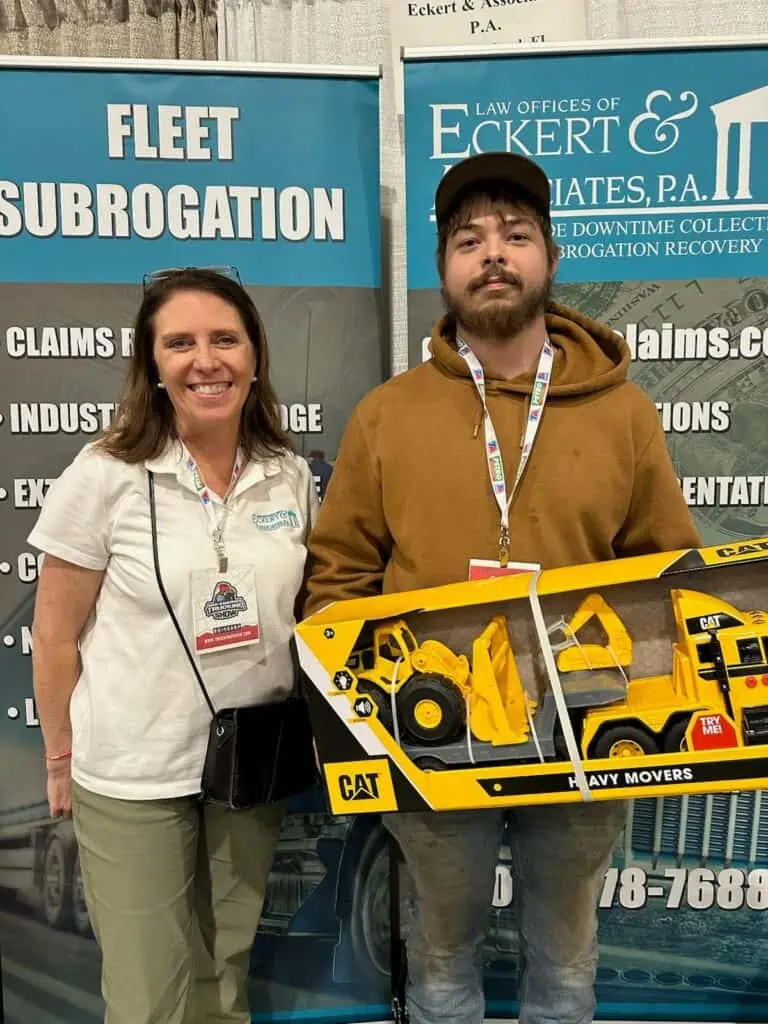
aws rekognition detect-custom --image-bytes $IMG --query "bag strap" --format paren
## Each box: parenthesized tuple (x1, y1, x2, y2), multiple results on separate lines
(148, 469, 216, 718)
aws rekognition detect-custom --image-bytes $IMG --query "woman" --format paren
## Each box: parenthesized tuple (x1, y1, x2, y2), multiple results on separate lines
(28, 266, 318, 1024)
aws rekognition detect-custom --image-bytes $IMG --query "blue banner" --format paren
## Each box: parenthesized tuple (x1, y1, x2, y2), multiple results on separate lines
(405, 43, 768, 288)
(0, 64, 380, 287)
(0, 58, 384, 1024)
(403, 40, 768, 1024)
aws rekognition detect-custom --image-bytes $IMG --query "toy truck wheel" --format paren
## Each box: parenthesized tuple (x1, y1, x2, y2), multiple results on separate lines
(397, 675, 465, 745)
(591, 725, 659, 760)
(357, 680, 394, 732)
(664, 719, 690, 753)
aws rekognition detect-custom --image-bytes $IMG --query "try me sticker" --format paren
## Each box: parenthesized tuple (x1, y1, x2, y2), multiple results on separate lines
(468, 559, 540, 581)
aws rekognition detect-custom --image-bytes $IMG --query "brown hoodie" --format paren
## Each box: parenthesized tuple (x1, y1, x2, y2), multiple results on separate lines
(304, 302, 701, 615)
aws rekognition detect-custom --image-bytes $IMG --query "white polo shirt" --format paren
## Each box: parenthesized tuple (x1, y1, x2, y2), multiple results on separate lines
(27, 441, 318, 801)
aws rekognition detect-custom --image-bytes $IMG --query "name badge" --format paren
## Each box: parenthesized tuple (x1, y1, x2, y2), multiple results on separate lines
(468, 559, 540, 582)
(191, 566, 260, 654)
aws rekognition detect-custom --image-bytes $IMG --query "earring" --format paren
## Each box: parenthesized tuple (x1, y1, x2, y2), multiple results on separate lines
(157, 382, 166, 390)
(251, 375, 258, 383)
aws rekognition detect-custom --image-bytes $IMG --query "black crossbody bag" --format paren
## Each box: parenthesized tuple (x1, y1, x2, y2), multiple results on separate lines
(148, 470, 319, 809)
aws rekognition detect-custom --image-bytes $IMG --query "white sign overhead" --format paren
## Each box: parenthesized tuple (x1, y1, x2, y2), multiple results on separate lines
(391, 0, 587, 48)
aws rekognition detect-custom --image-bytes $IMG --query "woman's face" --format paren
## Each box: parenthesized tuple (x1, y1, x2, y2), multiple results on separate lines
(152, 289, 257, 441)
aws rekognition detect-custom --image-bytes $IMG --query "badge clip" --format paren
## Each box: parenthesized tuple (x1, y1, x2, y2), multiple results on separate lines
(499, 525, 510, 568)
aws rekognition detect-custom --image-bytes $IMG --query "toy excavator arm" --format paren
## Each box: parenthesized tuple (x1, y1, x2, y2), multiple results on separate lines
(552, 594, 632, 673)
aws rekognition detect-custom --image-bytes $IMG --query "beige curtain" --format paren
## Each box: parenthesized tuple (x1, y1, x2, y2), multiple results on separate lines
(588, 0, 767, 37)
(216, 0, 768, 370)
(0, 0, 216, 59)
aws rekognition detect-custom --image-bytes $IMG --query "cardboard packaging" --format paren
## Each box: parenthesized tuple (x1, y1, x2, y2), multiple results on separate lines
(296, 538, 768, 815)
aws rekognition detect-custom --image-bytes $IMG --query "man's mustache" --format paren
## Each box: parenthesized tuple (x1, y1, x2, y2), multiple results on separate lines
(469, 267, 522, 292)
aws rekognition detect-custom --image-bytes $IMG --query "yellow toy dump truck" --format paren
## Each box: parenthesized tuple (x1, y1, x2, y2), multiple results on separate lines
(337, 588, 768, 767)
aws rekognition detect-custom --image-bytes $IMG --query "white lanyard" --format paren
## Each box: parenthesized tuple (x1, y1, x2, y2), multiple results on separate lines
(183, 444, 245, 573)
(456, 336, 554, 567)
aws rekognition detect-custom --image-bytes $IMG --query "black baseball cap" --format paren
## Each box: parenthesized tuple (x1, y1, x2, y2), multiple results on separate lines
(434, 152, 551, 226)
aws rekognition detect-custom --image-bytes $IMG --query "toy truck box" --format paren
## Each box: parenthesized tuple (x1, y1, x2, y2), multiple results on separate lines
(295, 538, 768, 815)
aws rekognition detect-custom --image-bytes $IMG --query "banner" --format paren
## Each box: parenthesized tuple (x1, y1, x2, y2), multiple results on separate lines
(0, 57, 387, 1023)
(403, 38, 768, 1022)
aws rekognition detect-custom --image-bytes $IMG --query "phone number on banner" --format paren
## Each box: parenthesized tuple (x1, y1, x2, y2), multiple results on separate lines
(599, 867, 768, 910)
(492, 866, 768, 911)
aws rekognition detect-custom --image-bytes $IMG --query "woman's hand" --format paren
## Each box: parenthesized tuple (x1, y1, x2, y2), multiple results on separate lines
(46, 757, 73, 818)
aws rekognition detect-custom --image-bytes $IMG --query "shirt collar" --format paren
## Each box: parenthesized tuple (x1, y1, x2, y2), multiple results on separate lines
(144, 440, 185, 476)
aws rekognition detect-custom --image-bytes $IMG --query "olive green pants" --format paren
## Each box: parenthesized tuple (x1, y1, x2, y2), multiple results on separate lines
(71, 780, 283, 1024)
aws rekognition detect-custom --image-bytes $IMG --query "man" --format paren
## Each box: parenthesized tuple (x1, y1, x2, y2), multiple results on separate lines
(304, 152, 701, 1024)
(306, 449, 334, 501)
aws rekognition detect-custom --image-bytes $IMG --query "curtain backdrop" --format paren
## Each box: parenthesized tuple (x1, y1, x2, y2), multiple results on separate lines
(0, 0, 215, 60)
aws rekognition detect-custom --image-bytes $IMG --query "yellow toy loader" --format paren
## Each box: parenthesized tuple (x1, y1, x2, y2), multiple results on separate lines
(342, 594, 630, 768)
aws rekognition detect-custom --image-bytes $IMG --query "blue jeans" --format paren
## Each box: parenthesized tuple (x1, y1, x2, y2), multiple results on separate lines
(384, 801, 627, 1024)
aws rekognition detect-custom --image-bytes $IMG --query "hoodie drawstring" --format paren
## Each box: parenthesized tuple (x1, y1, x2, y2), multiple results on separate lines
(472, 389, 530, 440)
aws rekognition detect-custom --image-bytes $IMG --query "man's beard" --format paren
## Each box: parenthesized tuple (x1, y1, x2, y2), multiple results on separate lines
(441, 265, 553, 341)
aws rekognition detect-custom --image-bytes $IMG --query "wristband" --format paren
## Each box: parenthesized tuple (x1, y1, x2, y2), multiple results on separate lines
(46, 749, 72, 762)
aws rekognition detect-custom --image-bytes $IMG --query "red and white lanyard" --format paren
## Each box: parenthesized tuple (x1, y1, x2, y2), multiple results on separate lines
(183, 444, 245, 573)
(456, 336, 554, 567)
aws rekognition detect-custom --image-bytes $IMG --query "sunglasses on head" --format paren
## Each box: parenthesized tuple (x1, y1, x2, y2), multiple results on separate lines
(142, 265, 243, 293)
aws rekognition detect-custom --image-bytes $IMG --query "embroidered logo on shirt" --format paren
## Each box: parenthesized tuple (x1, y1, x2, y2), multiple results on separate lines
(203, 581, 248, 620)
(252, 509, 300, 531)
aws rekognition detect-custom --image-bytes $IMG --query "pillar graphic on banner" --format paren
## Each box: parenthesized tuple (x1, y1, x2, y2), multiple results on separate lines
(711, 85, 768, 200)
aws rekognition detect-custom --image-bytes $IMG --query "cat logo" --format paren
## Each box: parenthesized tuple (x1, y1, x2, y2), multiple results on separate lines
(339, 772, 380, 801)
(699, 614, 722, 631)
(716, 540, 768, 559)
(685, 611, 743, 635)
(324, 758, 398, 813)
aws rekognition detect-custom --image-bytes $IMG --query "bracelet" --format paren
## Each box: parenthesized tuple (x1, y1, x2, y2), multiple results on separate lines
(46, 749, 72, 762)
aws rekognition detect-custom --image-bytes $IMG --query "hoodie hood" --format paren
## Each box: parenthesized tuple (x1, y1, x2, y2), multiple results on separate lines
(429, 301, 630, 397)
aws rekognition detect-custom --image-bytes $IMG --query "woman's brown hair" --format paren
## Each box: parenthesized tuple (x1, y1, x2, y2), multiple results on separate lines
(97, 267, 291, 463)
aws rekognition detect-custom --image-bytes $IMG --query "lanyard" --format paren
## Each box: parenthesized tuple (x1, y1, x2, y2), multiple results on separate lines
(456, 336, 554, 567)
(183, 445, 245, 572)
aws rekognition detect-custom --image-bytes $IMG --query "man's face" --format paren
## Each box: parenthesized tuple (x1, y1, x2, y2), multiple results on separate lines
(441, 200, 557, 340)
